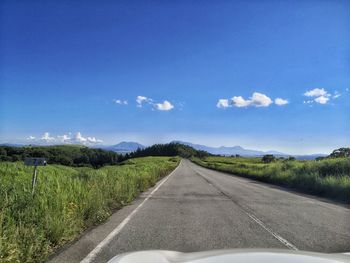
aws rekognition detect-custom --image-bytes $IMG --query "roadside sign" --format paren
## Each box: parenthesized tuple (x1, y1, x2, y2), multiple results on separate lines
(24, 158, 47, 195)
(24, 158, 47, 166)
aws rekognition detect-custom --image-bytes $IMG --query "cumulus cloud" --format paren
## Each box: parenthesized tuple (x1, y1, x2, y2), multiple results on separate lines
(41, 132, 55, 142)
(304, 88, 327, 97)
(136, 96, 151, 107)
(30, 132, 102, 145)
(249, 92, 273, 107)
(154, 100, 174, 111)
(303, 100, 313, 104)
(136, 95, 174, 111)
(333, 91, 341, 99)
(87, 137, 103, 143)
(72, 132, 103, 144)
(57, 134, 71, 142)
(216, 99, 230, 108)
(314, 96, 329, 104)
(26, 135, 36, 140)
(275, 98, 289, 106)
(73, 132, 87, 143)
(232, 96, 251, 107)
(113, 99, 128, 105)
(304, 88, 331, 105)
(218, 92, 276, 108)
(217, 92, 290, 109)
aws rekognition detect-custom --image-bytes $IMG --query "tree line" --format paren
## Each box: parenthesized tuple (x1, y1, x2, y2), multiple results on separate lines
(123, 142, 210, 160)
(0, 145, 121, 168)
(261, 148, 350, 163)
(0, 143, 211, 168)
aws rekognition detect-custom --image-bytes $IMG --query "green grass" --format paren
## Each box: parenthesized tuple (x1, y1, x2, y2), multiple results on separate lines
(191, 156, 350, 202)
(0, 156, 180, 263)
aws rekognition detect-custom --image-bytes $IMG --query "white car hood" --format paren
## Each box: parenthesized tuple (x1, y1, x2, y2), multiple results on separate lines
(108, 249, 350, 263)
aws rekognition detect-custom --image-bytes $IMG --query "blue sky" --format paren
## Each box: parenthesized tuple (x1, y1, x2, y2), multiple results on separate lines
(0, 0, 349, 154)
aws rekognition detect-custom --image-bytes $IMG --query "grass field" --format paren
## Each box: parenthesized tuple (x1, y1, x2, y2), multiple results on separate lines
(192, 156, 350, 202)
(0, 156, 179, 263)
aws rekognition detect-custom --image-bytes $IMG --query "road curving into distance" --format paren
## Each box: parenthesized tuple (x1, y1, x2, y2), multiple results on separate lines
(49, 159, 350, 263)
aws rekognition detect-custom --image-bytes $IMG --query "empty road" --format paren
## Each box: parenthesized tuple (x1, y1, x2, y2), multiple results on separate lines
(49, 159, 350, 263)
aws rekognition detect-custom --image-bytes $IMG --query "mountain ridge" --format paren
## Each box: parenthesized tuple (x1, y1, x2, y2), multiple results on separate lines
(102, 141, 145, 153)
(171, 140, 287, 156)
(0, 141, 328, 159)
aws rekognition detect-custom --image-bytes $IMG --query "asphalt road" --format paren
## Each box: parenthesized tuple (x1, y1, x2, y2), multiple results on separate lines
(49, 159, 350, 263)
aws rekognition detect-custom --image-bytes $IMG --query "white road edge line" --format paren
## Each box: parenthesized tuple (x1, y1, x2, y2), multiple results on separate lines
(80, 160, 182, 263)
(246, 212, 299, 251)
(191, 164, 299, 251)
(246, 213, 298, 250)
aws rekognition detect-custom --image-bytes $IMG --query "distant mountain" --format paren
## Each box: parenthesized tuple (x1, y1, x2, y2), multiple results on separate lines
(171, 140, 327, 159)
(294, 154, 328, 160)
(0, 141, 328, 159)
(171, 140, 284, 156)
(0, 143, 25, 147)
(104, 141, 145, 153)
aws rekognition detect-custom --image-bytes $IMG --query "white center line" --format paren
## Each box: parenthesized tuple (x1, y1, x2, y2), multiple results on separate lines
(80, 160, 182, 263)
(191, 164, 298, 251)
(246, 213, 298, 250)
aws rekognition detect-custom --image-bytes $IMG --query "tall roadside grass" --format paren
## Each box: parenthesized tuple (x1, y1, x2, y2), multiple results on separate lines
(0, 156, 179, 263)
(191, 156, 350, 202)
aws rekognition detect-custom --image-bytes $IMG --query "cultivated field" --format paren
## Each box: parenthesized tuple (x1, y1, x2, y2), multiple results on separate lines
(192, 156, 350, 202)
(0, 156, 179, 263)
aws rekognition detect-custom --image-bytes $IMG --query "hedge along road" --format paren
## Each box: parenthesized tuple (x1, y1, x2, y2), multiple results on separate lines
(49, 159, 350, 263)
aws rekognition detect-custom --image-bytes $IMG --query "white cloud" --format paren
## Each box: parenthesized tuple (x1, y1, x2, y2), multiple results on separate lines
(314, 96, 329, 104)
(333, 91, 341, 99)
(304, 88, 327, 97)
(232, 96, 251, 107)
(250, 92, 273, 107)
(73, 132, 87, 143)
(87, 137, 103, 143)
(218, 92, 288, 108)
(136, 96, 147, 104)
(136, 95, 174, 111)
(216, 99, 230, 108)
(114, 99, 128, 105)
(71, 132, 104, 144)
(303, 88, 331, 104)
(154, 100, 174, 111)
(303, 100, 313, 104)
(27, 132, 103, 145)
(41, 132, 55, 142)
(72, 132, 102, 144)
(231, 92, 273, 108)
(136, 96, 151, 107)
(275, 98, 289, 106)
(57, 134, 71, 142)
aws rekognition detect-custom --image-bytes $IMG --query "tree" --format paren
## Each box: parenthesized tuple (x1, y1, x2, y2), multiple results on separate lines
(262, 154, 275, 163)
(329, 148, 350, 158)
(124, 143, 211, 160)
(11, 155, 21, 162)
